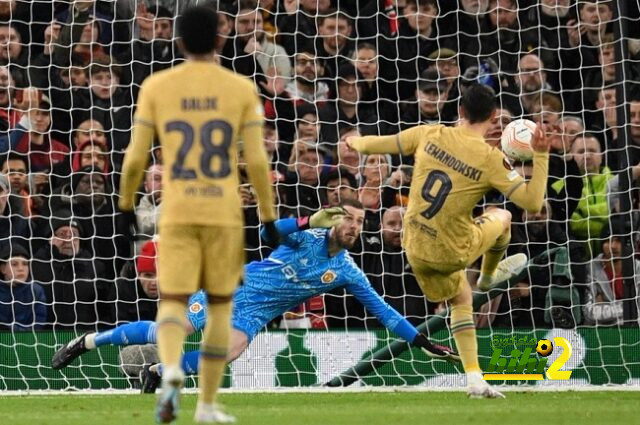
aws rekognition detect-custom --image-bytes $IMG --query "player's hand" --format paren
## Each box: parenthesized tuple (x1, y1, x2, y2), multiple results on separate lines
(309, 207, 347, 228)
(262, 220, 280, 247)
(530, 124, 550, 153)
(118, 210, 138, 239)
(344, 136, 359, 152)
(412, 333, 461, 364)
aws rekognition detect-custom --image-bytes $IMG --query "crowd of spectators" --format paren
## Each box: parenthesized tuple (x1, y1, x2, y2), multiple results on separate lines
(1, 0, 639, 332)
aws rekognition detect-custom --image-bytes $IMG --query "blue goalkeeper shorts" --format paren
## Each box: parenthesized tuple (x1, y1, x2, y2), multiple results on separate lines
(186, 286, 292, 342)
(231, 284, 291, 343)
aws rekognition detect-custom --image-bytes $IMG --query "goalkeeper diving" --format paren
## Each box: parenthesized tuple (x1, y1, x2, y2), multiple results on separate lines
(52, 200, 459, 384)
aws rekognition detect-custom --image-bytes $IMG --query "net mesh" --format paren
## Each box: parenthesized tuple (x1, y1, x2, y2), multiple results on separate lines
(0, 0, 639, 391)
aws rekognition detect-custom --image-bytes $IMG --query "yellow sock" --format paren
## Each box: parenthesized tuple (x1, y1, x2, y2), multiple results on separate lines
(479, 229, 510, 280)
(451, 304, 481, 373)
(156, 300, 187, 370)
(199, 301, 232, 404)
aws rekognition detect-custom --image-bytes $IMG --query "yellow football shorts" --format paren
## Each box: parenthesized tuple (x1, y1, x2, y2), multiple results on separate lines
(157, 224, 245, 297)
(407, 212, 505, 302)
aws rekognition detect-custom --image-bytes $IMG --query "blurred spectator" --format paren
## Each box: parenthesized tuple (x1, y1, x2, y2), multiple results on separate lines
(323, 167, 358, 207)
(136, 164, 163, 247)
(561, 0, 613, 113)
(395, 0, 450, 99)
(0, 65, 19, 131)
(119, 4, 179, 96)
(315, 9, 355, 81)
(4, 91, 69, 173)
(505, 54, 550, 116)
(0, 24, 28, 87)
(264, 45, 329, 142)
(546, 117, 584, 223)
(47, 167, 128, 280)
(366, 206, 429, 325)
(276, 0, 331, 56)
(0, 244, 47, 331)
(234, 0, 291, 79)
(0, 153, 30, 217)
(584, 226, 640, 325)
(480, 0, 544, 74)
(320, 64, 379, 144)
(113, 239, 159, 323)
(627, 95, 640, 168)
(72, 119, 109, 149)
(522, 0, 573, 90)
(283, 139, 326, 216)
(399, 68, 453, 129)
(359, 154, 391, 210)
(72, 58, 132, 170)
(560, 133, 615, 255)
(0, 173, 28, 253)
(71, 140, 110, 174)
(31, 213, 106, 329)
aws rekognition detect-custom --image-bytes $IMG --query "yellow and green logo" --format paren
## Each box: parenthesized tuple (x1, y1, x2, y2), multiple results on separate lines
(483, 337, 573, 381)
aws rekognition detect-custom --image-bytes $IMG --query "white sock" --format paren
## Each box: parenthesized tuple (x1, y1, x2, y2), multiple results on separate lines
(84, 333, 97, 350)
(162, 365, 184, 387)
(467, 370, 483, 386)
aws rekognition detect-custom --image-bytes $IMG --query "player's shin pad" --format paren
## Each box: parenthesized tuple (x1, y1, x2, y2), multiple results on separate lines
(450, 305, 480, 373)
(199, 300, 232, 404)
(156, 300, 188, 369)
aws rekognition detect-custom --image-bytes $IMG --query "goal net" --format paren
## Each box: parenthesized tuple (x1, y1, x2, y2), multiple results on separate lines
(0, 0, 639, 392)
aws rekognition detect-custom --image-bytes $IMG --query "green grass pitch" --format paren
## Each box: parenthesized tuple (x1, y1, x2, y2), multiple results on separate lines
(1, 391, 636, 425)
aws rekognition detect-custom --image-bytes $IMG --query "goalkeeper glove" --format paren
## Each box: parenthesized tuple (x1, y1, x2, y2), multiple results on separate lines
(262, 220, 280, 248)
(308, 207, 347, 229)
(412, 333, 461, 363)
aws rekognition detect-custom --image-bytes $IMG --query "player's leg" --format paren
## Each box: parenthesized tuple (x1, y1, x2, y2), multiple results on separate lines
(51, 321, 158, 369)
(474, 209, 527, 291)
(195, 226, 244, 424)
(449, 281, 504, 399)
(155, 225, 201, 423)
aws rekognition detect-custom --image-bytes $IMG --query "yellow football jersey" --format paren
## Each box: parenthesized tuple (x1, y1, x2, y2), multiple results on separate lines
(119, 61, 276, 226)
(351, 124, 548, 267)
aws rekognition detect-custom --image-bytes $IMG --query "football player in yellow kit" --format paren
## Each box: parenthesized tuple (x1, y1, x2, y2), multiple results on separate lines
(347, 84, 550, 398)
(119, 5, 277, 423)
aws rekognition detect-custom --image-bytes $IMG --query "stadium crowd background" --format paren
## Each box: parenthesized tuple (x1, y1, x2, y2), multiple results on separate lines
(0, 0, 639, 334)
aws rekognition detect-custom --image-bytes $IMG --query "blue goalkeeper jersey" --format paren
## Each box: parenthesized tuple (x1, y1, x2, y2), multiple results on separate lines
(187, 218, 418, 343)
(232, 219, 415, 341)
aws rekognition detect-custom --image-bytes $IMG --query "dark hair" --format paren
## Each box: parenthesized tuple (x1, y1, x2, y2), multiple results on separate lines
(296, 43, 317, 59)
(148, 5, 173, 19)
(0, 152, 28, 170)
(237, 0, 258, 12)
(177, 5, 219, 55)
(461, 84, 496, 124)
(404, 0, 438, 10)
(323, 167, 358, 189)
(339, 198, 364, 210)
(89, 56, 122, 80)
(319, 9, 351, 25)
(357, 42, 376, 53)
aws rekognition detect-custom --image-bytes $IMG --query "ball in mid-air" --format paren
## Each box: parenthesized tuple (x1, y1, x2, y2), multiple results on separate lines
(500, 118, 536, 162)
(536, 339, 553, 357)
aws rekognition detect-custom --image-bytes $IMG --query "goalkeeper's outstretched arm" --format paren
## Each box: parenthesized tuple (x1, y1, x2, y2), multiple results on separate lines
(345, 274, 460, 362)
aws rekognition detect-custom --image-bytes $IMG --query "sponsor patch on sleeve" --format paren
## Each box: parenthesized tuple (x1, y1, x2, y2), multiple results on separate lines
(507, 170, 520, 181)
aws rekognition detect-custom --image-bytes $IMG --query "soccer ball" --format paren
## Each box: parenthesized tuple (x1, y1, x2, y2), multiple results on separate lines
(500, 119, 536, 162)
(536, 339, 553, 357)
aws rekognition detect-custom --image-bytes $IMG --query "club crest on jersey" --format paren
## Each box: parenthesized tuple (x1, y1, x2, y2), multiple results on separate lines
(189, 302, 203, 314)
(321, 270, 337, 284)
